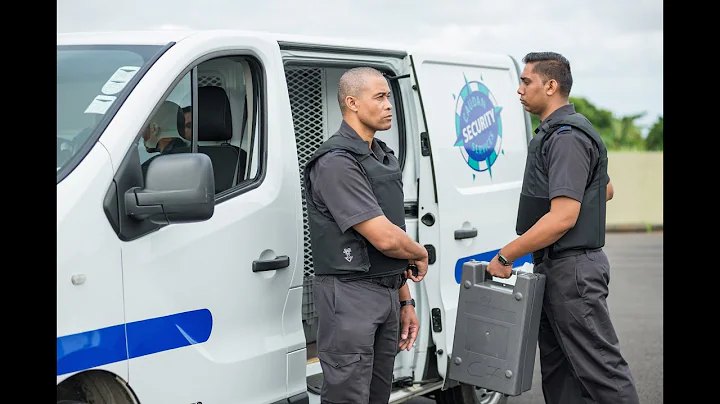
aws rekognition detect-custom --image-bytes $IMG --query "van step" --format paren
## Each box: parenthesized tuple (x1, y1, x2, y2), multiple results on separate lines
(306, 373, 324, 395)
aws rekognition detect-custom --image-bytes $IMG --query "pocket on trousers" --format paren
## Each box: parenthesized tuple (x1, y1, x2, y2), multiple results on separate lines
(318, 351, 362, 386)
(575, 252, 609, 300)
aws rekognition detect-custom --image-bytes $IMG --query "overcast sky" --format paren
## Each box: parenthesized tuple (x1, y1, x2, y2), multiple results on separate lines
(57, 0, 663, 132)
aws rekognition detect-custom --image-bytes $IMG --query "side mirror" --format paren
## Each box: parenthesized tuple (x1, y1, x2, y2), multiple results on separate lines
(125, 153, 215, 225)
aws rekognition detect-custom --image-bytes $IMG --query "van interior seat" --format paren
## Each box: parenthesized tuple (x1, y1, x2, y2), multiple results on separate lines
(197, 86, 247, 193)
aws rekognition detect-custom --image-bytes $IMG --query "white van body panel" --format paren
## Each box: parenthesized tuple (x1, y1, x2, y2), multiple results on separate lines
(111, 33, 304, 404)
(56, 143, 128, 384)
(410, 51, 533, 377)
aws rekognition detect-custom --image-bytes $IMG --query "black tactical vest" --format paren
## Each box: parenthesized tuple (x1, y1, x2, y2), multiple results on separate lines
(304, 134, 407, 278)
(516, 113, 608, 253)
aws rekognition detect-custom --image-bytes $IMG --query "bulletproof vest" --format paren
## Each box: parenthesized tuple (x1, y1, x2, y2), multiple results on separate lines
(304, 134, 407, 278)
(516, 113, 608, 253)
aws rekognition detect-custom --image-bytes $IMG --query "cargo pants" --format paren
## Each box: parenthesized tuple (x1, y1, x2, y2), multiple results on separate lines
(534, 248, 640, 404)
(313, 275, 401, 404)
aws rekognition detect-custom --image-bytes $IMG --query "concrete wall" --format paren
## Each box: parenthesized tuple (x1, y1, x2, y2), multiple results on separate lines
(606, 152, 663, 231)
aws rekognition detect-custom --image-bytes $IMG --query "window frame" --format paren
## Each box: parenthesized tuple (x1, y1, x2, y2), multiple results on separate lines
(130, 51, 268, 205)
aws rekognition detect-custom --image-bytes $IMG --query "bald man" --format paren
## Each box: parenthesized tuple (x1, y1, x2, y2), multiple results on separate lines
(304, 67, 429, 404)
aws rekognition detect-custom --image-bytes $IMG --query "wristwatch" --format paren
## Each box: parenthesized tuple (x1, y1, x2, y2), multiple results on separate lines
(400, 299, 416, 308)
(497, 253, 513, 266)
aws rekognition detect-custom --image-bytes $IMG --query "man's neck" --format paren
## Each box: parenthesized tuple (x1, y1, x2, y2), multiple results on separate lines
(344, 117, 375, 148)
(539, 100, 570, 122)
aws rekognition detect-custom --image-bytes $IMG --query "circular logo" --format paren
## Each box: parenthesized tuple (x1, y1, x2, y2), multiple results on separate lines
(454, 79, 503, 173)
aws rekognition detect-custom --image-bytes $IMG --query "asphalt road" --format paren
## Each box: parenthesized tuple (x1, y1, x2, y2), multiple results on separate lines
(407, 231, 664, 404)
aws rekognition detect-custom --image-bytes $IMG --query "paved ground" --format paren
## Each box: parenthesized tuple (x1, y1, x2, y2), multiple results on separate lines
(408, 231, 664, 404)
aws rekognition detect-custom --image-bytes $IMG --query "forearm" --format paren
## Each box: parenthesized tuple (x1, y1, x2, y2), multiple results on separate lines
(500, 212, 572, 262)
(399, 283, 412, 301)
(380, 227, 428, 261)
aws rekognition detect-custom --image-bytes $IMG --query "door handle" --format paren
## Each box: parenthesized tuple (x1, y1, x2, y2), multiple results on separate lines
(252, 255, 290, 272)
(454, 228, 478, 240)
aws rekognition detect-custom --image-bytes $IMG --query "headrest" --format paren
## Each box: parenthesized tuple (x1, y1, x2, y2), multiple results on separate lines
(198, 86, 233, 141)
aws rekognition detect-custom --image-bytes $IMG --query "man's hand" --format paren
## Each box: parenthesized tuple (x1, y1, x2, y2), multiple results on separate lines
(405, 255, 428, 283)
(486, 254, 513, 279)
(398, 305, 419, 351)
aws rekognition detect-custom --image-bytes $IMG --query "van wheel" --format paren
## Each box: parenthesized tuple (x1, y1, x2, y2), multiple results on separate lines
(434, 384, 508, 404)
(57, 371, 136, 404)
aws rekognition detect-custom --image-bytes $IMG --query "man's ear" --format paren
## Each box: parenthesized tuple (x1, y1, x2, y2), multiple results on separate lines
(545, 79, 558, 96)
(346, 96, 359, 112)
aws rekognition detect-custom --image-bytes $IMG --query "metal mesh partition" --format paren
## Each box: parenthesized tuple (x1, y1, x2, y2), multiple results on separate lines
(198, 75, 223, 87)
(286, 66, 326, 335)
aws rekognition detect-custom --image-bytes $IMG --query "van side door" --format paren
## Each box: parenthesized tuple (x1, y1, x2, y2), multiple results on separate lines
(100, 34, 306, 404)
(407, 51, 533, 378)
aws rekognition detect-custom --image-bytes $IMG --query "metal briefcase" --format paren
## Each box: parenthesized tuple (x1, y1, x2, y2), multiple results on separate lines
(446, 260, 546, 396)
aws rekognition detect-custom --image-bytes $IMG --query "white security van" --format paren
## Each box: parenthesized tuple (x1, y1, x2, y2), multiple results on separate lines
(56, 29, 535, 404)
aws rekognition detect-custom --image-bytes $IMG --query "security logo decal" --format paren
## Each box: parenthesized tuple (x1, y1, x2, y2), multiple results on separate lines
(453, 73, 503, 180)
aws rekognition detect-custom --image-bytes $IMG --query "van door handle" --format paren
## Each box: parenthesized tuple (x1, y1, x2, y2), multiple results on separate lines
(454, 228, 478, 240)
(252, 255, 290, 272)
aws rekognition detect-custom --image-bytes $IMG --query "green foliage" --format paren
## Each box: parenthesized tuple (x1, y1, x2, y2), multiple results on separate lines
(645, 117, 663, 151)
(526, 97, 661, 151)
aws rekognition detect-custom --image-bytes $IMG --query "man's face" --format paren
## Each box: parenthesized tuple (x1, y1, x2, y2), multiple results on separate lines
(183, 111, 192, 141)
(517, 62, 549, 116)
(355, 75, 393, 132)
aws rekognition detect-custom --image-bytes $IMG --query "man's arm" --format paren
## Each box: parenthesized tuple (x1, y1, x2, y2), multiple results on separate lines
(397, 282, 419, 351)
(353, 217, 427, 261)
(310, 151, 428, 281)
(607, 180, 614, 201)
(497, 196, 580, 262)
(486, 130, 592, 277)
(353, 216, 428, 282)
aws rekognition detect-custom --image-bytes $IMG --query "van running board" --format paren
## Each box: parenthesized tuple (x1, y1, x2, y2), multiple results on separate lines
(307, 370, 443, 397)
(306, 373, 323, 395)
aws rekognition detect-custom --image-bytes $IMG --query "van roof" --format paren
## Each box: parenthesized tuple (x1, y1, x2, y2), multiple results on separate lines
(56, 29, 410, 54)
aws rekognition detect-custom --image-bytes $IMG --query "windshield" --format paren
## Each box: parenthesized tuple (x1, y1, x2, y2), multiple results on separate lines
(57, 44, 164, 178)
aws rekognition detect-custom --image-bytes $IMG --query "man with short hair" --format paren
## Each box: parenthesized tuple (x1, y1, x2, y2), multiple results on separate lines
(487, 52, 638, 404)
(304, 66, 429, 404)
(141, 101, 190, 176)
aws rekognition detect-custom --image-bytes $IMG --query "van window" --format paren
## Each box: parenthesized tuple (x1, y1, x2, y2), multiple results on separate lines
(137, 55, 262, 197)
(137, 73, 193, 177)
(57, 45, 163, 175)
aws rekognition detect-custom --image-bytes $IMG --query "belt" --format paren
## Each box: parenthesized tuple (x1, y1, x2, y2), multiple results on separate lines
(365, 273, 407, 289)
(532, 247, 602, 264)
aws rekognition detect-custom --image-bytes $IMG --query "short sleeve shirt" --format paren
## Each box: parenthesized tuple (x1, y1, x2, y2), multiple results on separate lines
(537, 105, 610, 202)
(308, 120, 393, 233)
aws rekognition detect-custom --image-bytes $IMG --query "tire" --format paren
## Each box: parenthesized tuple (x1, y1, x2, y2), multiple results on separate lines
(57, 372, 136, 404)
(434, 383, 508, 404)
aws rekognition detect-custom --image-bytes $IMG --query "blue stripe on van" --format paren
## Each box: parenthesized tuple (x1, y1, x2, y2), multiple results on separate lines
(57, 308, 213, 376)
(455, 251, 533, 283)
(56, 323, 127, 376)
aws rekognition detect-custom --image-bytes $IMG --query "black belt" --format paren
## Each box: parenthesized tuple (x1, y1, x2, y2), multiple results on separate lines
(365, 273, 407, 289)
(533, 247, 602, 264)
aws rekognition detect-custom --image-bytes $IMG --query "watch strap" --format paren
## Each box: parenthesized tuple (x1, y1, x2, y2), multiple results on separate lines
(400, 299, 415, 307)
(498, 254, 513, 266)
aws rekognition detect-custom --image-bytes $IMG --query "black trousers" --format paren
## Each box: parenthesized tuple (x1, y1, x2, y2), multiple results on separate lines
(534, 248, 640, 404)
(313, 275, 400, 404)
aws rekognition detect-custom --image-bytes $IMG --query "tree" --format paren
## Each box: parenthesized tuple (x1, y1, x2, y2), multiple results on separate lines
(645, 117, 663, 151)
(613, 113, 647, 151)
(527, 97, 647, 150)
